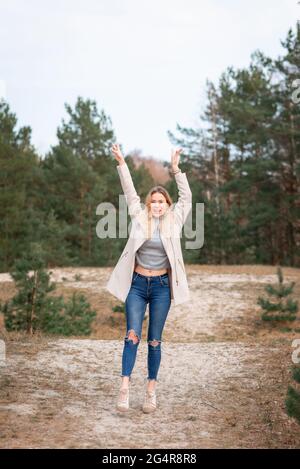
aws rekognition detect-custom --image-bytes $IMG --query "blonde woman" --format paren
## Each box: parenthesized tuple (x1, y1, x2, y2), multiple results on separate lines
(106, 143, 192, 413)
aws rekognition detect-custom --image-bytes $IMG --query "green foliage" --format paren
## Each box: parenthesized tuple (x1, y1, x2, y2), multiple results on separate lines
(112, 303, 125, 313)
(39, 292, 97, 336)
(257, 266, 299, 321)
(285, 377, 300, 424)
(0, 243, 96, 335)
(168, 23, 300, 267)
(292, 365, 300, 384)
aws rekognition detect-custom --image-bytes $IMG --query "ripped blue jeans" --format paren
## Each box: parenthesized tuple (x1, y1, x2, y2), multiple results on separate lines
(121, 271, 171, 382)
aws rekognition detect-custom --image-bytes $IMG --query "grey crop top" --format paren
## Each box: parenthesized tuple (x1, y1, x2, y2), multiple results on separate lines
(135, 217, 171, 270)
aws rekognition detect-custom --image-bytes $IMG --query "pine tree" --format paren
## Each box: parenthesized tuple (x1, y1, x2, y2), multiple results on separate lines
(0, 242, 96, 335)
(0, 99, 40, 271)
(42, 96, 120, 266)
(257, 265, 298, 321)
(166, 22, 300, 267)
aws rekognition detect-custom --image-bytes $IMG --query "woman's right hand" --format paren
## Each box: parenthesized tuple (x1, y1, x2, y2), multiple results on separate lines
(111, 143, 125, 165)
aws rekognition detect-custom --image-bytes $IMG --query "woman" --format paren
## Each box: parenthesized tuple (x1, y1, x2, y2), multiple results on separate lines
(106, 143, 192, 413)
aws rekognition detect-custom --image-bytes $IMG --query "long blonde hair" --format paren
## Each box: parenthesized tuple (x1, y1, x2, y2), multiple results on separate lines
(144, 186, 173, 239)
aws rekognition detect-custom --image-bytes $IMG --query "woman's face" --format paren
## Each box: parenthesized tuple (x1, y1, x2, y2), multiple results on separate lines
(150, 192, 168, 218)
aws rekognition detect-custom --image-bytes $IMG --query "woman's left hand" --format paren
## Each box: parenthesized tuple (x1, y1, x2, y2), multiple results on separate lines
(171, 147, 182, 171)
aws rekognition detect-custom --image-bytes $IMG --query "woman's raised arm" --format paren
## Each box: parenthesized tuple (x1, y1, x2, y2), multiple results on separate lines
(171, 148, 192, 228)
(111, 143, 143, 218)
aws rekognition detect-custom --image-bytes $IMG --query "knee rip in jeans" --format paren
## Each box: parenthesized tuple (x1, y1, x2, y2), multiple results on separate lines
(148, 339, 161, 347)
(125, 329, 140, 345)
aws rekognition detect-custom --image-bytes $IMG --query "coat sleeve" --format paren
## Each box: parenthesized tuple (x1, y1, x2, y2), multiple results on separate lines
(117, 162, 143, 218)
(173, 171, 192, 228)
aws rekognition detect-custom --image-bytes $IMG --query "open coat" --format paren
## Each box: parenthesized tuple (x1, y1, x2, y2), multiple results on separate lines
(105, 162, 192, 307)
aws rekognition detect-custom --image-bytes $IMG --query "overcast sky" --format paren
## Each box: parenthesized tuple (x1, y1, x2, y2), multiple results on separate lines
(0, 0, 299, 161)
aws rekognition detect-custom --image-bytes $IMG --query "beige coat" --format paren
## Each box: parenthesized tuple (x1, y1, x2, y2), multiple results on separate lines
(105, 162, 192, 307)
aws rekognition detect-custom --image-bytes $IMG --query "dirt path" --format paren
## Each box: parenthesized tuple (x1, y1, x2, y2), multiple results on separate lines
(1, 265, 300, 448)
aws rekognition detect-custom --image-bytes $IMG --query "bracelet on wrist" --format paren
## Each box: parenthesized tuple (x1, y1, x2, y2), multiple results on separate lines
(172, 168, 181, 174)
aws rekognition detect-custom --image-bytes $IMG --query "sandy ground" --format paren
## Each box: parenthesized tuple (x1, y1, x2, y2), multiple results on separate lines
(0, 264, 300, 448)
